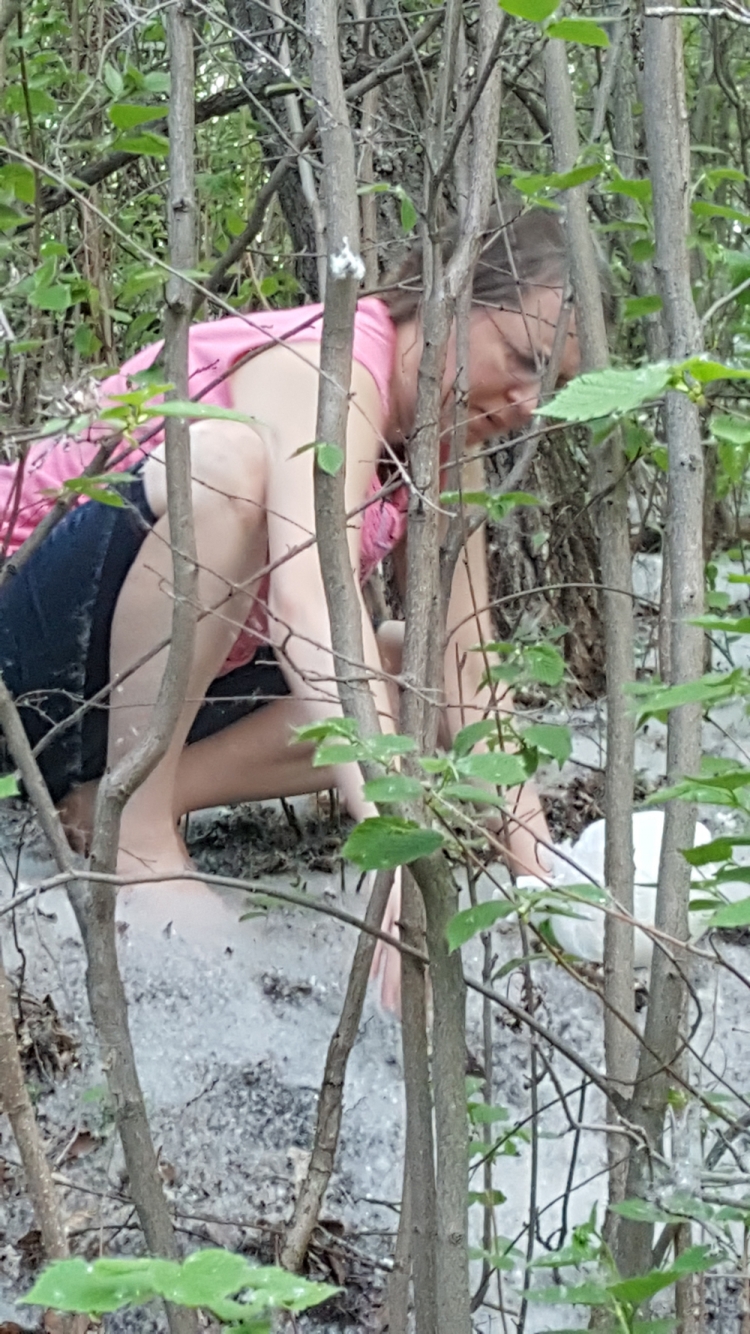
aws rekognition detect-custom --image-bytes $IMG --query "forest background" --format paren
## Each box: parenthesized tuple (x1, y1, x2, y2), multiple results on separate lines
(3, 0, 750, 1329)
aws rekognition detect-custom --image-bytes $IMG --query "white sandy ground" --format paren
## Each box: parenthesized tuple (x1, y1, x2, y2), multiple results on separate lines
(1, 552, 750, 1331)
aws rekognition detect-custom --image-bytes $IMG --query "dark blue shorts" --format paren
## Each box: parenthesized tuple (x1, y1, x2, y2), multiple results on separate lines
(0, 475, 289, 804)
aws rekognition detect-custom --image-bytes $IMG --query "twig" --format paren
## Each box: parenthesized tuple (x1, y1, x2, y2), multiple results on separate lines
(280, 869, 394, 1269)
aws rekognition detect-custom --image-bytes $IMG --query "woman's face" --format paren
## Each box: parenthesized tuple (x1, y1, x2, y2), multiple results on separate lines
(443, 287, 580, 446)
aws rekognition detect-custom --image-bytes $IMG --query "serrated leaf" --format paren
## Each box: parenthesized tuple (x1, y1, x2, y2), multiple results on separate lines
(452, 719, 501, 758)
(607, 176, 653, 202)
(315, 442, 344, 475)
(498, 0, 558, 20)
(147, 400, 258, 424)
(440, 783, 506, 808)
(521, 723, 571, 766)
(313, 740, 366, 767)
(399, 191, 417, 232)
(104, 62, 125, 96)
(117, 131, 170, 157)
(545, 363, 671, 423)
(294, 717, 359, 743)
(693, 199, 750, 227)
(29, 285, 72, 312)
(108, 103, 162, 129)
(362, 774, 423, 802)
(524, 643, 565, 685)
(366, 734, 417, 763)
(469, 1102, 510, 1124)
(610, 1198, 671, 1223)
(546, 17, 609, 45)
(529, 1281, 609, 1305)
(680, 356, 750, 385)
(446, 899, 516, 952)
(61, 477, 126, 507)
(456, 751, 528, 786)
(710, 896, 750, 928)
(342, 817, 444, 869)
(711, 413, 750, 446)
(0, 164, 35, 204)
(624, 295, 663, 321)
(0, 774, 19, 798)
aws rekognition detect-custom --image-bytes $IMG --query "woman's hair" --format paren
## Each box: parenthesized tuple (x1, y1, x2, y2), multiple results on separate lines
(379, 204, 570, 325)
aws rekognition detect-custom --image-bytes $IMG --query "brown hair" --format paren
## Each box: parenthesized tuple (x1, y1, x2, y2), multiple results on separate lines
(379, 204, 569, 325)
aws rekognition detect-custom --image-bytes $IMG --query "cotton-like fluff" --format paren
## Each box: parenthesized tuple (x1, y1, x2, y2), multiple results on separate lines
(533, 811, 741, 966)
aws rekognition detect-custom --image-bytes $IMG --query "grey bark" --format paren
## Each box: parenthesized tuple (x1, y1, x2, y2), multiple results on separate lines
(543, 39, 637, 1259)
(618, 7, 705, 1282)
(65, 10, 201, 1329)
(280, 870, 394, 1271)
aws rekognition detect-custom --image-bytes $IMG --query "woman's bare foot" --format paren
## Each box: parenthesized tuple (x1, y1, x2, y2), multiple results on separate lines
(114, 826, 234, 942)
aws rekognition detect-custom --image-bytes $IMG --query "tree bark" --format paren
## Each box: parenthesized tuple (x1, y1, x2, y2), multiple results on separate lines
(543, 38, 637, 1263)
(618, 5, 705, 1282)
(65, 9, 201, 1329)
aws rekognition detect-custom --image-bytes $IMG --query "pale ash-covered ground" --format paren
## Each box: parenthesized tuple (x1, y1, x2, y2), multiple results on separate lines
(1, 554, 750, 1332)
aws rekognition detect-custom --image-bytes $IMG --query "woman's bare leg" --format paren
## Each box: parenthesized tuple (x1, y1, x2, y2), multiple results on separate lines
(108, 422, 268, 885)
(174, 696, 335, 815)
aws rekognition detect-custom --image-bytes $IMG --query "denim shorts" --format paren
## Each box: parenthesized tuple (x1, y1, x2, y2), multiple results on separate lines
(0, 474, 289, 804)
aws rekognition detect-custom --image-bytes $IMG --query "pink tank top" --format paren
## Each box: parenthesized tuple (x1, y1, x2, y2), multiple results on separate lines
(0, 300, 409, 675)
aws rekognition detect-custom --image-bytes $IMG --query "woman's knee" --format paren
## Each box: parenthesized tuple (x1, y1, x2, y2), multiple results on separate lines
(376, 620, 404, 676)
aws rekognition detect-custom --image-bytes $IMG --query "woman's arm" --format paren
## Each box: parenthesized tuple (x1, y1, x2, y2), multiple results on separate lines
(443, 482, 553, 879)
(234, 345, 396, 824)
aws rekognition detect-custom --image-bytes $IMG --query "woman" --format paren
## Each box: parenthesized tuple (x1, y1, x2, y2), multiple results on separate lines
(0, 206, 579, 911)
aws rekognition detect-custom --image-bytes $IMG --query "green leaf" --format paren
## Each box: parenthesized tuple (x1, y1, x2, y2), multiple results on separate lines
(623, 295, 663, 321)
(679, 356, 750, 385)
(631, 237, 656, 262)
(108, 103, 162, 129)
(498, 0, 558, 20)
(0, 164, 35, 204)
(469, 1101, 510, 1124)
(313, 740, 366, 767)
(399, 191, 417, 232)
(147, 400, 259, 425)
(546, 17, 609, 45)
(529, 1281, 610, 1306)
(710, 896, 750, 928)
(439, 783, 506, 809)
(294, 717, 359, 744)
(610, 1199, 671, 1223)
(607, 176, 653, 202)
(22, 1258, 163, 1315)
(29, 285, 72, 312)
(366, 734, 417, 763)
(545, 363, 671, 423)
(342, 817, 444, 869)
(0, 774, 19, 798)
(446, 899, 516, 952)
(711, 413, 750, 446)
(456, 751, 528, 786)
(104, 63, 125, 97)
(521, 723, 571, 766)
(452, 719, 501, 758)
(117, 131, 170, 157)
(315, 442, 344, 475)
(524, 643, 566, 686)
(693, 199, 750, 227)
(362, 774, 423, 802)
(61, 478, 126, 507)
(468, 1244, 517, 1271)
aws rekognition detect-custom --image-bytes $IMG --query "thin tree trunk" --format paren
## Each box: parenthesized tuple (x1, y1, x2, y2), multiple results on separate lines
(0, 942, 69, 1260)
(66, 9, 201, 1330)
(618, 6, 705, 1283)
(543, 38, 637, 1264)
(280, 869, 394, 1271)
